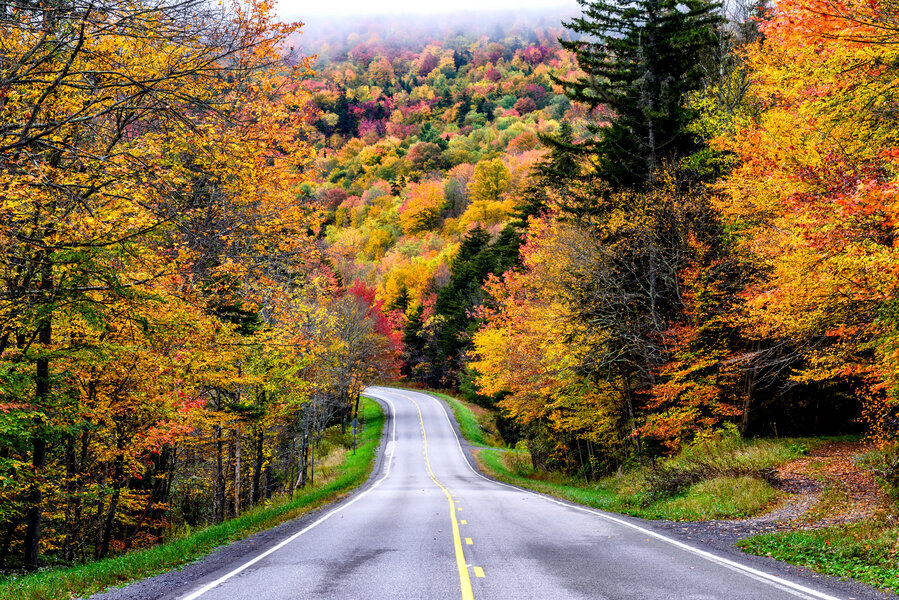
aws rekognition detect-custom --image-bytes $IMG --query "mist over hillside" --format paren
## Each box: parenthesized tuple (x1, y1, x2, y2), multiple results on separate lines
(289, 7, 581, 60)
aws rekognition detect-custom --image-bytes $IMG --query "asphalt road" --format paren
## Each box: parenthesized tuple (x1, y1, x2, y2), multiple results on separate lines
(103, 387, 889, 600)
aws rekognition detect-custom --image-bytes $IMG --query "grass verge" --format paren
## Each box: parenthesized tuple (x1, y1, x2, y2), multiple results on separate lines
(418, 387, 795, 521)
(0, 398, 385, 600)
(476, 446, 782, 521)
(738, 521, 899, 593)
(418, 390, 503, 448)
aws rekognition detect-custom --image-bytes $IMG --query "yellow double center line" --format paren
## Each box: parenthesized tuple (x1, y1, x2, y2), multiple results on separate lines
(408, 395, 475, 600)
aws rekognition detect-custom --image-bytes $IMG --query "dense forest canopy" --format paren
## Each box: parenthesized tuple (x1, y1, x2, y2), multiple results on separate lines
(295, 2, 897, 476)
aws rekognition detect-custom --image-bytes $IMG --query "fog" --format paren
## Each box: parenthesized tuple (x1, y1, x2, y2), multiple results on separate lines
(278, 0, 579, 20)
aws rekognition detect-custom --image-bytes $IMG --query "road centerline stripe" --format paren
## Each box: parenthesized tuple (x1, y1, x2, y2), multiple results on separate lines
(427, 390, 842, 600)
(407, 394, 475, 600)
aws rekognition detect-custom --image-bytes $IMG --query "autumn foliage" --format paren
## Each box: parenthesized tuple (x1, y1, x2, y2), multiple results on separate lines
(0, 0, 398, 571)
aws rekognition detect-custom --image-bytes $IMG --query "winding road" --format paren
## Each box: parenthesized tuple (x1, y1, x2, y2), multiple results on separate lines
(104, 387, 886, 600)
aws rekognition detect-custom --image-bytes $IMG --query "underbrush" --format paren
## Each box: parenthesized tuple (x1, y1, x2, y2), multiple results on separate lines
(647, 476, 779, 520)
(645, 431, 813, 499)
(856, 444, 899, 499)
(0, 399, 385, 600)
(478, 447, 782, 521)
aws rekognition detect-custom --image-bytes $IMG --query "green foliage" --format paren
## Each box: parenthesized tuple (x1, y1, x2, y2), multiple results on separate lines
(739, 522, 899, 593)
(469, 159, 510, 204)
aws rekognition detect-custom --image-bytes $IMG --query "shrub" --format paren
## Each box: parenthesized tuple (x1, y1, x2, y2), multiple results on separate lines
(645, 430, 808, 500)
(856, 444, 899, 498)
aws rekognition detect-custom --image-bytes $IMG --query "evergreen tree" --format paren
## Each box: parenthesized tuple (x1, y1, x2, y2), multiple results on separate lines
(456, 90, 471, 127)
(334, 89, 357, 137)
(403, 226, 522, 387)
(513, 121, 585, 226)
(557, 0, 721, 188)
(400, 304, 427, 380)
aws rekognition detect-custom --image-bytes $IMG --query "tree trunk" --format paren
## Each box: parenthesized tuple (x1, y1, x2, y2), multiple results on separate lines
(23, 258, 51, 570)
(233, 427, 241, 517)
(214, 423, 224, 523)
(622, 373, 644, 471)
(251, 425, 264, 505)
(98, 447, 124, 560)
(124, 444, 170, 551)
(740, 342, 759, 434)
(63, 435, 78, 562)
(76, 429, 89, 563)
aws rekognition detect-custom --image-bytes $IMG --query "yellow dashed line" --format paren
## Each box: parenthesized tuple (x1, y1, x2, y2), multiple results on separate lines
(409, 396, 474, 600)
(474, 567, 485, 578)
(461, 520, 467, 525)
(465, 537, 473, 545)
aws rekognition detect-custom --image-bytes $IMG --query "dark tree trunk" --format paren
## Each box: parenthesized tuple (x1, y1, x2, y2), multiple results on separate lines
(124, 445, 171, 551)
(251, 425, 264, 505)
(23, 259, 51, 570)
(233, 427, 241, 517)
(63, 435, 78, 562)
(98, 452, 124, 560)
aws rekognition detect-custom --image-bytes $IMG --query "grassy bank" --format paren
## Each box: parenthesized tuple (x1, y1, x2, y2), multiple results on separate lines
(435, 388, 810, 521)
(476, 447, 784, 520)
(425, 390, 504, 448)
(0, 398, 385, 600)
(739, 521, 899, 592)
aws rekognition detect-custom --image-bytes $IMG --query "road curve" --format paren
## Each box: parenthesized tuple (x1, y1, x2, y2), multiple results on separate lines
(103, 387, 887, 600)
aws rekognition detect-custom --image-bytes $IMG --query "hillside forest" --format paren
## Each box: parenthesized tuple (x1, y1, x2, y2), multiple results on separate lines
(2, 0, 899, 576)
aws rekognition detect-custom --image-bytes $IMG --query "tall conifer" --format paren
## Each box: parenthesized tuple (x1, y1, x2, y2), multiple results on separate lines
(557, 0, 721, 188)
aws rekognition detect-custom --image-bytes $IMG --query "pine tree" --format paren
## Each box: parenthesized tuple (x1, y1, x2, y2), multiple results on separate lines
(334, 89, 357, 137)
(557, 0, 721, 188)
(412, 226, 523, 386)
(456, 90, 471, 127)
(513, 121, 585, 226)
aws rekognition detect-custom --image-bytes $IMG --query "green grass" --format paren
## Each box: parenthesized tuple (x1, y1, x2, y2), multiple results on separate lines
(476, 445, 784, 521)
(0, 398, 385, 600)
(477, 447, 646, 513)
(738, 521, 899, 593)
(648, 476, 779, 520)
(416, 387, 794, 522)
(666, 435, 815, 475)
(420, 390, 504, 448)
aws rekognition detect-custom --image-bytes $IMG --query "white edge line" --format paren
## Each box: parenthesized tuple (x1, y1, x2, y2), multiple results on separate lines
(419, 389, 844, 600)
(180, 395, 397, 600)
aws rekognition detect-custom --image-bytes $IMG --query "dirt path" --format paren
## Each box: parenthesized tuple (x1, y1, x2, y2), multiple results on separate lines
(766, 441, 891, 528)
(655, 441, 893, 546)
